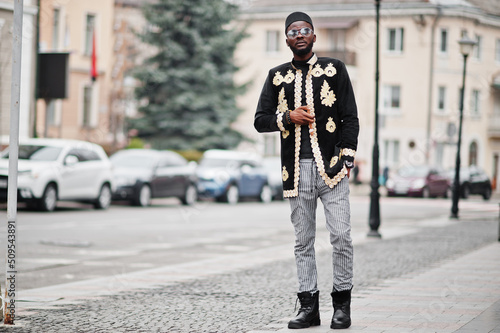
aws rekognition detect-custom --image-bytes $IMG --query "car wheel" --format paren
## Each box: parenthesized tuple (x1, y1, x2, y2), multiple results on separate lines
(482, 186, 492, 200)
(225, 185, 239, 205)
(133, 184, 152, 207)
(461, 184, 470, 199)
(94, 184, 112, 210)
(260, 184, 272, 203)
(39, 184, 57, 212)
(181, 184, 197, 206)
(422, 187, 430, 198)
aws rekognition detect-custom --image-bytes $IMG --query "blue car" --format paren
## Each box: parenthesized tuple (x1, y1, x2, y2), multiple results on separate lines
(196, 150, 272, 204)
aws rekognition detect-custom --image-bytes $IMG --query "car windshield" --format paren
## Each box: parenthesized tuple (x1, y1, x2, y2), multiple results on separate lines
(398, 166, 429, 177)
(2, 145, 63, 161)
(199, 158, 240, 169)
(111, 154, 158, 168)
(447, 168, 470, 178)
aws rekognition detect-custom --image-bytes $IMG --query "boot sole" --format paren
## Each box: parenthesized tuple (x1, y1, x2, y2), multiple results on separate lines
(330, 320, 351, 329)
(288, 317, 321, 329)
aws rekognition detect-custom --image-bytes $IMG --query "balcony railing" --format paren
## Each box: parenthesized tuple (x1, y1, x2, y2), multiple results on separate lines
(315, 49, 357, 66)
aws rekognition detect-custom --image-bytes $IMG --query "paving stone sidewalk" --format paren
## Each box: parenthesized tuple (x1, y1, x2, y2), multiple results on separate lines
(249, 241, 500, 333)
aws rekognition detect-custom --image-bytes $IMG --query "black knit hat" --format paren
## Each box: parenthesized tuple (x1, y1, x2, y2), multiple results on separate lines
(285, 12, 314, 32)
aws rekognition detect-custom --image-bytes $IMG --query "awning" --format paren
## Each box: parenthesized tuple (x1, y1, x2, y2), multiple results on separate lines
(313, 18, 358, 30)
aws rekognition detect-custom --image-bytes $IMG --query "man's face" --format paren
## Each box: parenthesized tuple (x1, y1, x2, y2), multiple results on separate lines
(286, 21, 315, 57)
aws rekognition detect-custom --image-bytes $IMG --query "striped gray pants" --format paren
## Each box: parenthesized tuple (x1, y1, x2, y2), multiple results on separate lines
(289, 159, 353, 293)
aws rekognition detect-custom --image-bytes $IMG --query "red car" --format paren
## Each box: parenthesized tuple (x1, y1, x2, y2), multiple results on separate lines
(385, 166, 451, 198)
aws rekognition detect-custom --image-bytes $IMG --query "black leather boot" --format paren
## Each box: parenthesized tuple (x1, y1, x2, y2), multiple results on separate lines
(330, 288, 351, 329)
(288, 290, 321, 329)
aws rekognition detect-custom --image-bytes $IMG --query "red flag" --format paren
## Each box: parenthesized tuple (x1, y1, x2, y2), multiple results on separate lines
(91, 30, 97, 81)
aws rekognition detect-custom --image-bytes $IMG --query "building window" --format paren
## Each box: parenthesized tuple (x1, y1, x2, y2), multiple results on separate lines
(437, 86, 446, 112)
(439, 28, 447, 53)
(383, 139, 400, 166)
(496, 39, 500, 63)
(47, 100, 56, 126)
(82, 85, 93, 127)
(382, 84, 401, 113)
(469, 141, 478, 166)
(473, 34, 482, 60)
(435, 142, 445, 167)
(471, 89, 481, 116)
(387, 28, 404, 52)
(266, 30, 280, 53)
(328, 29, 346, 51)
(84, 14, 96, 56)
(52, 8, 60, 50)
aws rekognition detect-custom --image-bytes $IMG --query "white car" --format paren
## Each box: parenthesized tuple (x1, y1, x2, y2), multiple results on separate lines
(0, 138, 114, 211)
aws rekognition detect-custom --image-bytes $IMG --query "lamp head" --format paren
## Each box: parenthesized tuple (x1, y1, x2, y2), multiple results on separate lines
(458, 33, 477, 57)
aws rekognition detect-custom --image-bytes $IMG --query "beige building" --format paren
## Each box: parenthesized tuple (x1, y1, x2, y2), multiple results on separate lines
(235, 0, 500, 188)
(0, 0, 38, 143)
(37, 0, 115, 150)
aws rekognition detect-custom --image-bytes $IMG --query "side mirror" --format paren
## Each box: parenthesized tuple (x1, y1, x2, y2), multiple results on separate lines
(64, 155, 79, 166)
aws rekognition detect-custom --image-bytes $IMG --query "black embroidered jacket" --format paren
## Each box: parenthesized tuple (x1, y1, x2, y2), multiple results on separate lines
(254, 54, 359, 198)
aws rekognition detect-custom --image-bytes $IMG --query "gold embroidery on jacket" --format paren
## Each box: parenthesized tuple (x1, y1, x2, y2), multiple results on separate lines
(282, 166, 289, 182)
(311, 64, 324, 77)
(277, 112, 285, 132)
(325, 63, 337, 77)
(320, 80, 336, 107)
(326, 117, 336, 133)
(277, 88, 288, 114)
(330, 156, 338, 167)
(342, 148, 356, 157)
(308, 64, 347, 189)
(273, 71, 284, 86)
(284, 70, 295, 84)
(283, 68, 303, 198)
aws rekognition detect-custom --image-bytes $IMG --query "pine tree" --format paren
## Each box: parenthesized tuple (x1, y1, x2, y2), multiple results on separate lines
(130, 0, 248, 151)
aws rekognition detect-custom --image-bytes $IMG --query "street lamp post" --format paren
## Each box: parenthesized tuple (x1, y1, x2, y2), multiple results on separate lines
(450, 33, 476, 219)
(368, 0, 382, 237)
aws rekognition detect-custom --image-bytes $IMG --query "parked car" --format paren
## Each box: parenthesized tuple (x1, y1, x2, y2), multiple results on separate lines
(385, 165, 450, 198)
(110, 149, 198, 206)
(262, 156, 284, 200)
(446, 165, 492, 200)
(0, 138, 114, 211)
(196, 149, 271, 204)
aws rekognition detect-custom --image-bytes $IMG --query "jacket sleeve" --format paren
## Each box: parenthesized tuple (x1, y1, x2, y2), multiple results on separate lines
(337, 61, 359, 166)
(254, 71, 282, 133)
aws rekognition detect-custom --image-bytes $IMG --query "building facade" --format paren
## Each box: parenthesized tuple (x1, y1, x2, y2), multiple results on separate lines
(0, 0, 38, 143)
(235, 0, 500, 189)
(37, 0, 115, 149)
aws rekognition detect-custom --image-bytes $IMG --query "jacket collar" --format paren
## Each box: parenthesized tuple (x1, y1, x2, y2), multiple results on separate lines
(291, 53, 318, 70)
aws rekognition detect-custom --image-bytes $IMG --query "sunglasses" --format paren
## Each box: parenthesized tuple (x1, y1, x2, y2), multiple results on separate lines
(286, 27, 313, 39)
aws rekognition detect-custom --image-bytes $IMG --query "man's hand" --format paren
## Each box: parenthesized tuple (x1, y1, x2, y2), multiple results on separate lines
(289, 106, 314, 125)
(347, 168, 351, 178)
